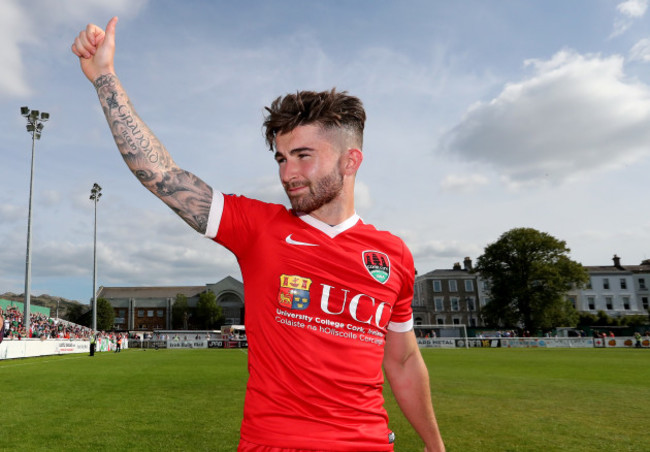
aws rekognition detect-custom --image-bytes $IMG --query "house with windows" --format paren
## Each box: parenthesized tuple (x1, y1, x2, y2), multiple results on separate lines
(414, 254, 649, 329)
(567, 255, 650, 319)
(413, 257, 482, 327)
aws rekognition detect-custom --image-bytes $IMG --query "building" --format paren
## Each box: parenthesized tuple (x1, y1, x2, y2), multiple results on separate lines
(415, 254, 650, 329)
(413, 257, 482, 327)
(98, 276, 244, 331)
(568, 255, 650, 319)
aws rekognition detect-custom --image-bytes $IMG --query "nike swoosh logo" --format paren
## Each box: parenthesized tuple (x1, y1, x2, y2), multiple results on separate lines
(285, 234, 319, 246)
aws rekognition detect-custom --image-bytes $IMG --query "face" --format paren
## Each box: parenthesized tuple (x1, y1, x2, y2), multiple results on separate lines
(274, 124, 345, 214)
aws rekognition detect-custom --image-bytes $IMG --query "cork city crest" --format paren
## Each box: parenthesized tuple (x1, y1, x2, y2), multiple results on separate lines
(278, 274, 312, 310)
(363, 251, 390, 284)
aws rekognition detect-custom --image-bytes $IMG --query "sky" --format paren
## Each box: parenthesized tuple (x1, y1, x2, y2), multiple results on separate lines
(2, 0, 650, 304)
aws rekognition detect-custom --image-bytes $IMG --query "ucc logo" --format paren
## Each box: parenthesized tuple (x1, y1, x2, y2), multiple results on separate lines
(277, 275, 393, 329)
(320, 284, 392, 329)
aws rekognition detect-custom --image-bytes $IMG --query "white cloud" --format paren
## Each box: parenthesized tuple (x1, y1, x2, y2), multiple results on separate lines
(440, 174, 489, 193)
(410, 239, 482, 269)
(0, 0, 148, 99)
(0, 1, 33, 98)
(612, 0, 648, 37)
(617, 0, 648, 17)
(441, 50, 650, 186)
(629, 38, 650, 62)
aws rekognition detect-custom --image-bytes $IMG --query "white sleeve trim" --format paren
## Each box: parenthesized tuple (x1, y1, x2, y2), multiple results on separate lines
(387, 315, 414, 333)
(204, 191, 225, 239)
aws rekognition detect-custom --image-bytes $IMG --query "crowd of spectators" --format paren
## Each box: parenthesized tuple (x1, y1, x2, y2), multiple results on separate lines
(1, 305, 93, 340)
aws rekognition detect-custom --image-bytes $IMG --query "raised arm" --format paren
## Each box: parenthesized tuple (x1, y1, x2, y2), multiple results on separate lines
(71, 17, 213, 233)
(383, 329, 445, 452)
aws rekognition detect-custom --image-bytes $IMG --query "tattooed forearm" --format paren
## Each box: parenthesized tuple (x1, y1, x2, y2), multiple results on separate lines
(94, 74, 213, 233)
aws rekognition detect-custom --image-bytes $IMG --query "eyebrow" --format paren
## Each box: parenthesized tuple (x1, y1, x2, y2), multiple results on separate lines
(274, 147, 315, 160)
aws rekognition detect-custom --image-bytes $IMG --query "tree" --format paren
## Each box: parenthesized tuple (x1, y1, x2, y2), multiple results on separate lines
(476, 227, 589, 333)
(196, 291, 224, 329)
(172, 293, 191, 329)
(66, 303, 90, 326)
(96, 297, 115, 331)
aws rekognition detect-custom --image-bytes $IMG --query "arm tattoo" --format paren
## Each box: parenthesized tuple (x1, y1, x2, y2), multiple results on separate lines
(94, 74, 213, 233)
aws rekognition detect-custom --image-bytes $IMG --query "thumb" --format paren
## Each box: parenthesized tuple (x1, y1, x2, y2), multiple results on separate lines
(104, 16, 119, 46)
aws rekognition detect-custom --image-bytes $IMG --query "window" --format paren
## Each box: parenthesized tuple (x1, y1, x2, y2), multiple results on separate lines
(639, 278, 647, 290)
(464, 280, 474, 292)
(622, 297, 630, 310)
(147, 310, 154, 318)
(568, 296, 577, 308)
(587, 296, 596, 310)
(433, 280, 442, 292)
(643, 297, 649, 310)
(466, 297, 476, 311)
(452, 318, 460, 325)
(450, 297, 460, 311)
(138, 309, 144, 318)
(448, 280, 458, 292)
(413, 282, 424, 307)
(603, 278, 610, 290)
(586, 279, 592, 290)
(157, 309, 164, 317)
(620, 278, 627, 290)
(605, 297, 613, 310)
(436, 318, 445, 325)
(434, 297, 444, 312)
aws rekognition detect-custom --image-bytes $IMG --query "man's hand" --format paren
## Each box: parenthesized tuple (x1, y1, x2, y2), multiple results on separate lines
(71, 16, 118, 82)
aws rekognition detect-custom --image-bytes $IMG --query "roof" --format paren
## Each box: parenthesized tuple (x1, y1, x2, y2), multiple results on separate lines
(97, 285, 206, 299)
(419, 269, 473, 278)
(583, 263, 650, 275)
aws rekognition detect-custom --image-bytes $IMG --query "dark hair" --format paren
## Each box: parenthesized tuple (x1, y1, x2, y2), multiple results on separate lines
(263, 88, 366, 151)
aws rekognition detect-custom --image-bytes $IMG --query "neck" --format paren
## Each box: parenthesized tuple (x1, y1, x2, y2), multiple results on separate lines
(307, 184, 356, 226)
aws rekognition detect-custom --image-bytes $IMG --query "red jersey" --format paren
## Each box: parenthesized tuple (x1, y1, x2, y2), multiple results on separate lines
(205, 193, 414, 451)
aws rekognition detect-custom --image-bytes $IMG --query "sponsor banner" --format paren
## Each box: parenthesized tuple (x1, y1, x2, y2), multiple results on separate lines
(55, 341, 90, 354)
(500, 338, 594, 348)
(0, 339, 90, 360)
(595, 337, 650, 348)
(416, 338, 456, 348)
(207, 340, 248, 349)
(458, 339, 501, 348)
(208, 340, 223, 348)
(167, 340, 208, 349)
(127, 340, 166, 349)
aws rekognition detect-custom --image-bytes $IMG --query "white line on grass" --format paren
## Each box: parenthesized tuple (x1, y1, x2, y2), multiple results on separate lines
(0, 353, 96, 369)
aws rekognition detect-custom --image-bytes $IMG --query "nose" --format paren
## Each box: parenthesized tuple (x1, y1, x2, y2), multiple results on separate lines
(280, 158, 298, 185)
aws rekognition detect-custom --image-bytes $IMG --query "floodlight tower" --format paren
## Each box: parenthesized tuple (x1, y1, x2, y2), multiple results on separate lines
(90, 183, 102, 331)
(20, 106, 49, 337)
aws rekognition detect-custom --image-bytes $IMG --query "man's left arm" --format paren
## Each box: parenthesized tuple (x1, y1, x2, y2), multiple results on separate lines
(383, 329, 445, 452)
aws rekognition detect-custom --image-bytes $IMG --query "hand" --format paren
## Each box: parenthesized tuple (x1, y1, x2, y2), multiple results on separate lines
(71, 16, 118, 82)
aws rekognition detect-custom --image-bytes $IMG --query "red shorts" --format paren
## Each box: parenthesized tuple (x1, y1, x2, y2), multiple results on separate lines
(237, 439, 329, 452)
(237, 438, 394, 452)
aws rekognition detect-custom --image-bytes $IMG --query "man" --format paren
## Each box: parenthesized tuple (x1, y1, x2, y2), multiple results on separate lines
(72, 17, 445, 451)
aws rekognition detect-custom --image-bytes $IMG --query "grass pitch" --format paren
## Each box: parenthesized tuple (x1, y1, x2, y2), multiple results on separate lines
(1, 347, 648, 451)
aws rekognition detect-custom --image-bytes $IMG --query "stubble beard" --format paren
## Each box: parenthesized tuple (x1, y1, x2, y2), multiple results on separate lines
(285, 166, 344, 214)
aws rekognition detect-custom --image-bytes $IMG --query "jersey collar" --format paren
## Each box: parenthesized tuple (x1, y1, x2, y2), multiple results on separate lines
(295, 212, 361, 238)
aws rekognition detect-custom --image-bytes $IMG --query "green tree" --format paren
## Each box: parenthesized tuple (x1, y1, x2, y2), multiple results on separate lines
(196, 291, 224, 329)
(172, 293, 190, 329)
(476, 227, 589, 333)
(66, 303, 90, 326)
(96, 297, 115, 331)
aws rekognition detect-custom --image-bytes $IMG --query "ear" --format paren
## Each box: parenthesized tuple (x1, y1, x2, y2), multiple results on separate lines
(343, 148, 363, 176)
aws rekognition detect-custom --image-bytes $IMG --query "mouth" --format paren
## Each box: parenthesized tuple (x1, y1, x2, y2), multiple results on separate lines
(285, 183, 309, 195)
